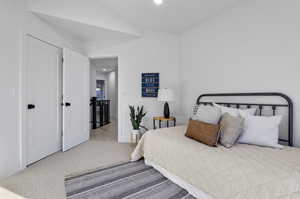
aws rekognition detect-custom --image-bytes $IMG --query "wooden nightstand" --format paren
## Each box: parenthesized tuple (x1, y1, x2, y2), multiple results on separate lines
(153, 116, 176, 129)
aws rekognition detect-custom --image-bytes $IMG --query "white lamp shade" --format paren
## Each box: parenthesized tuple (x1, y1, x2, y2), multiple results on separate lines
(158, 88, 175, 102)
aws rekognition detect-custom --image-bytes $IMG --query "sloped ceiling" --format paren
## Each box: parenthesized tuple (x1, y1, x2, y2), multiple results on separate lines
(28, 0, 143, 55)
(35, 12, 139, 53)
(28, 0, 241, 55)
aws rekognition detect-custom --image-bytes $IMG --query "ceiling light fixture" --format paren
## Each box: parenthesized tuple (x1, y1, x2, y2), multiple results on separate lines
(153, 0, 163, 6)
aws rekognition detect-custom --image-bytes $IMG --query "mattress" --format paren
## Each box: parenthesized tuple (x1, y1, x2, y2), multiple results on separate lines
(131, 126, 300, 199)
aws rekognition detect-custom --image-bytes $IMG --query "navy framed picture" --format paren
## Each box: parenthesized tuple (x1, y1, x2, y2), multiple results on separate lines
(141, 73, 160, 97)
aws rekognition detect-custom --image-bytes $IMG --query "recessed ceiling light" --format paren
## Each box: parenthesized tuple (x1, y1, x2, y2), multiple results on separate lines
(103, 68, 107, 71)
(153, 0, 163, 6)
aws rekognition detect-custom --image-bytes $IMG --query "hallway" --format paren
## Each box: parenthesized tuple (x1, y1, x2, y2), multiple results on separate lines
(90, 120, 118, 141)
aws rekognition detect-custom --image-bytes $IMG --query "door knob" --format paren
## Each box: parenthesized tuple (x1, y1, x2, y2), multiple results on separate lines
(27, 104, 35, 109)
(65, 102, 71, 107)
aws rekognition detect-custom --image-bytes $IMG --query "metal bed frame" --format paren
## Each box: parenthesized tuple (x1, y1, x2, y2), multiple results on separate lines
(196, 92, 293, 146)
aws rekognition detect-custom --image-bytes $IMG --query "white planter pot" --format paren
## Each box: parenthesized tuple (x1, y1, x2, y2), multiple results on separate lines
(131, 129, 141, 144)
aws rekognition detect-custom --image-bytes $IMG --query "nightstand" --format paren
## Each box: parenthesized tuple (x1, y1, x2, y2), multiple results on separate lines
(153, 116, 176, 129)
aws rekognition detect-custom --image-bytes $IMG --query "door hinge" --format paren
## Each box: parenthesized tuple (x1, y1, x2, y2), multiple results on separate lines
(62, 57, 64, 63)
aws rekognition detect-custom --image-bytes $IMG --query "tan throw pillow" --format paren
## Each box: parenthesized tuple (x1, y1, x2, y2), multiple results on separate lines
(185, 119, 220, 147)
(219, 113, 244, 148)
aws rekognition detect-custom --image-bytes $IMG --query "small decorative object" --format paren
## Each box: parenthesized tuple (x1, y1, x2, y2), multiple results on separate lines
(129, 105, 147, 144)
(158, 88, 174, 119)
(141, 73, 159, 97)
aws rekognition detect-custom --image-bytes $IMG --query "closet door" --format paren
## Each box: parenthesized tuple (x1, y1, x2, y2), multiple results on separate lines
(25, 36, 62, 165)
(62, 49, 89, 151)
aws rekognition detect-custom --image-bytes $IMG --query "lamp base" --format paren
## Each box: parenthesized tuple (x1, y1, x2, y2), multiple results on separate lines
(164, 102, 170, 118)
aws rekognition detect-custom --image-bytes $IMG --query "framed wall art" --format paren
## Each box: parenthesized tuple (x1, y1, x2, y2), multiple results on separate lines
(141, 73, 160, 97)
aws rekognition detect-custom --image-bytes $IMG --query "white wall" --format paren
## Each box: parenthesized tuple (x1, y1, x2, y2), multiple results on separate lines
(89, 63, 97, 98)
(90, 31, 181, 143)
(0, 0, 26, 180)
(25, 13, 84, 53)
(107, 70, 118, 119)
(180, 0, 300, 146)
(0, 0, 83, 179)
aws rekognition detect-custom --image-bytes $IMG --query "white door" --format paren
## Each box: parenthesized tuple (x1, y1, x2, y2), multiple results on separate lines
(62, 49, 89, 151)
(25, 36, 62, 165)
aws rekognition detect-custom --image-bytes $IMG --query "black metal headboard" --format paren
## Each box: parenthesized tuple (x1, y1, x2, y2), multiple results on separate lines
(197, 93, 294, 146)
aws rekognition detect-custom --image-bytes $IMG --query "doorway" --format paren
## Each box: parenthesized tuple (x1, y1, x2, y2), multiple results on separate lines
(90, 57, 118, 140)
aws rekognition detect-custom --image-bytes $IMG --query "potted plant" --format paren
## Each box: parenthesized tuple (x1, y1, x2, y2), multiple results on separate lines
(129, 105, 147, 144)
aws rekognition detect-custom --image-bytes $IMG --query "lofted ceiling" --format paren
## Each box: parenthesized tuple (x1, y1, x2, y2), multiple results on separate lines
(35, 12, 139, 52)
(99, 0, 240, 33)
(36, 13, 135, 43)
(29, 0, 241, 55)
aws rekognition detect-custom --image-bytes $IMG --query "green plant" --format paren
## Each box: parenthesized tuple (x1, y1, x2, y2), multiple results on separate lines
(129, 105, 147, 130)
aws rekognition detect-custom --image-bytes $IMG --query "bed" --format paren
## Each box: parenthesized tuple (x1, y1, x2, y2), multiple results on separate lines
(131, 93, 300, 199)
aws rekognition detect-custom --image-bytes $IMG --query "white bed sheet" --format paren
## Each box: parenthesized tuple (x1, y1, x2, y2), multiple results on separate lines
(131, 125, 300, 199)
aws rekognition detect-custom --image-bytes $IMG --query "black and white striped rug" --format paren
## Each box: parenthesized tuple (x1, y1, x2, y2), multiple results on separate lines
(65, 160, 196, 199)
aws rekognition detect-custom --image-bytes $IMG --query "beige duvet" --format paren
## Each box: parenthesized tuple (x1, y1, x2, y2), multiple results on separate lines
(131, 126, 300, 199)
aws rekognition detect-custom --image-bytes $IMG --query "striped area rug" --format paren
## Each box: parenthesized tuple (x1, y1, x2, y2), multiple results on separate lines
(65, 160, 196, 199)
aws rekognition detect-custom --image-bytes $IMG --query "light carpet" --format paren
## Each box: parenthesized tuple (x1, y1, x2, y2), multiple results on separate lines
(0, 121, 134, 199)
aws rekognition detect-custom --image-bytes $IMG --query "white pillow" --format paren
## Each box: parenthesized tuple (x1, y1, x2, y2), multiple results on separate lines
(238, 114, 283, 148)
(213, 103, 257, 117)
(192, 105, 222, 124)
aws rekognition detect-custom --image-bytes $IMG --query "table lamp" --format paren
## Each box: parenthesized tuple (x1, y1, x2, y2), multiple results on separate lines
(158, 88, 174, 118)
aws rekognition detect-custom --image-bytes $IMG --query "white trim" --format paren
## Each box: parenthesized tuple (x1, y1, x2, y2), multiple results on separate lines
(20, 33, 29, 170)
(19, 31, 26, 171)
(145, 159, 213, 199)
(26, 34, 61, 49)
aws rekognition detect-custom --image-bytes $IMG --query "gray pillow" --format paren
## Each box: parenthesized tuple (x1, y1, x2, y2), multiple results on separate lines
(192, 105, 222, 124)
(219, 113, 244, 148)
